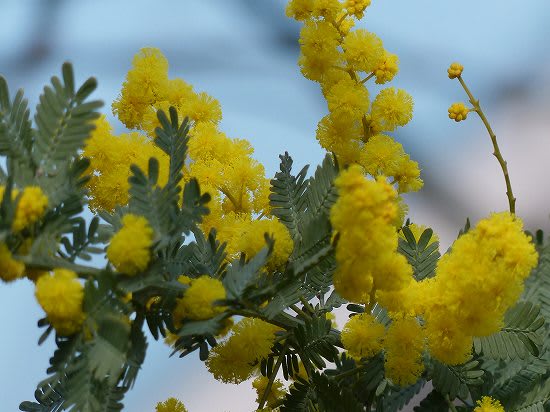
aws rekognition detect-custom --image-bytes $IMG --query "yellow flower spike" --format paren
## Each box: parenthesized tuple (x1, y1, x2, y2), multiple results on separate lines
(107, 214, 154, 275)
(155, 397, 188, 412)
(474, 396, 504, 412)
(447, 62, 464, 79)
(35, 269, 85, 336)
(448, 102, 470, 122)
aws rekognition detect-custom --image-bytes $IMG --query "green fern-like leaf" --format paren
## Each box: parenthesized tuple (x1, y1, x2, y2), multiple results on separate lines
(304, 153, 338, 220)
(291, 316, 339, 371)
(413, 389, 449, 412)
(430, 357, 484, 400)
(523, 244, 550, 323)
(269, 152, 309, 242)
(398, 226, 440, 281)
(473, 301, 545, 360)
(33, 63, 102, 175)
(377, 379, 426, 412)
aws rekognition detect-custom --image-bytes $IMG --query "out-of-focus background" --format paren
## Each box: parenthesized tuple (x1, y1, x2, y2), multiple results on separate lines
(1, 0, 550, 410)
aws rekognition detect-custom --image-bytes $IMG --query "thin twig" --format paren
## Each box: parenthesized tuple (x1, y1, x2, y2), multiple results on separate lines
(258, 340, 289, 410)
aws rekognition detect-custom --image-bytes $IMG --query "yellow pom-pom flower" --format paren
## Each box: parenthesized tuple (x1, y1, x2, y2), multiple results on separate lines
(107, 214, 154, 275)
(286, 0, 314, 21)
(343, 29, 384, 73)
(206, 318, 280, 383)
(0, 243, 26, 282)
(174, 275, 226, 321)
(447, 62, 464, 79)
(345, 0, 372, 19)
(370, 88, 414, 133)
(448, 102, 469, 122)
(384, 317, 425, 386)
(0, 185, 49, 232)
(155, 397, 188, 412)
(326, 78, 370, 119)
(35, 269, 84, 336)
(474, 396, 504, 412)
(252, 376, 286, 409)
(311, 0, 342, 20)
(341, 313, 385, 360)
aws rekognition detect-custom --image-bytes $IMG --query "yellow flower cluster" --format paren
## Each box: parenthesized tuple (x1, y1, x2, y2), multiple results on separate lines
(448, 102, 469, 122)
(418, 212, 538, 364)
(252, 376, 285, 409)
(0, 185, 49, 232)
(0, 243, 25, 282)
(34, 269, 84, 336)
(288, 0, 422, 194)
(84, 48, 292, 270)
(82, 116, 169, 212)
(155, 397, 188, 412)
(206, 318, 280, 383)
(106, 214, 154, 276)
(474, 396, 504, 412)
(330, 166, 412, 304)
(173, 275, 226, 325)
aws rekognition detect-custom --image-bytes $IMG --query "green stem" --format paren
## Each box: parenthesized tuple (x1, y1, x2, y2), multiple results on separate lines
(258, 340, 289, 410)
(458, 76, 516, 214)
(360, 72, 375, 84)
(299, 295, 315, 314)
(334, 364, 367, 380)
(364, 287, 377, 313)
(290, 304, 311, 320)
(446, 394, 459, 412)
(16, 255, 103, 277)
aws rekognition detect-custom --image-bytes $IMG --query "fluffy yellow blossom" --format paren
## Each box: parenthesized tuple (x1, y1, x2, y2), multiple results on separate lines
(421, 212, 537, 364)
(107, 214, 154, 275)
(343, 30, 384, 73)
(298, 19, 342, 82)
(286, 0, 314, 21)
(448, 102, 469, 122)
(313, 0, 342, 19)
(384, 317, 425, 386)
(316, 114, 362, 166)
(345, 0, 371, 19)
(447, 62, 464, 79)
(206, 318, 280, 383)
(35, 269, 84, 336)
(155, 397, 188, 412)
(330, 166, 413, 303)
(474, 396, 504, 412)
(374, 51, 399, 84)
(0, 243, 25, 282)
(299, 50, 343, 83)
(360, 134, 423, 193)
(326, 78, 370, 118)
(370, 88, 414, 133)
(341, 313, 385, 360)
(180, 91, 222, 125)
(112, 48, 169, 129)
(224, 217, 293, 270)
(174, 276, 226, 321)
(83, 116, 169, 211)
(252, 376, 285, 409)
(0, 186, 49, 232)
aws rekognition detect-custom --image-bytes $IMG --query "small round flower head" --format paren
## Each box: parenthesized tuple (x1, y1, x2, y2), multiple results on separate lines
(474, 396, 504, 412)
(0, 243, 25, 282)
(326, 77, 370, 118)
(343, 29, 384, 73)
(448, 102, 469, 122)
(374, 51, 399, 84)
(107, 214, 154, 275)
(370, 88, 414, 132)
(155, 397, 188, 412)
(312, 0, 342, 20)
(286, 0, 314, 21)
(175, 275, 226, 321)
(35, 269, 84, 336)
(341, 313, 385, 360)
(447, 62, 464, 79)
(345, 0, 372, 19)
(12, 186, 49, 232)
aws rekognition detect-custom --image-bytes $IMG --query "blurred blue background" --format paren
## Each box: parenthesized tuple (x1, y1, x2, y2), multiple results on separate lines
(1, 0, 550, 410)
